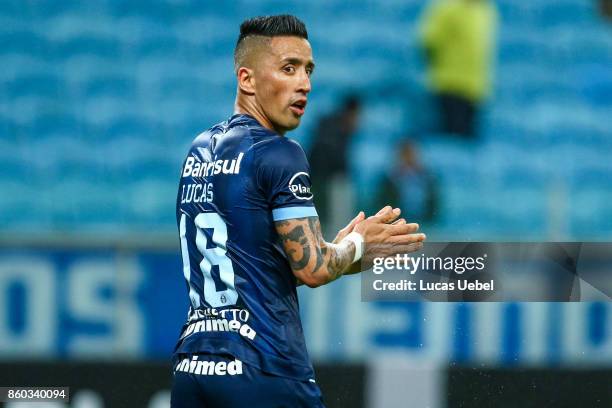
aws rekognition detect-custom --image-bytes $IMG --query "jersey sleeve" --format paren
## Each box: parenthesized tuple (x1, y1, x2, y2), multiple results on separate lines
(255, 138, 318, 221)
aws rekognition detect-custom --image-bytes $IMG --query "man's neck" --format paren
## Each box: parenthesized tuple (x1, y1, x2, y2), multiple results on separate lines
(234, 97, 284, 135)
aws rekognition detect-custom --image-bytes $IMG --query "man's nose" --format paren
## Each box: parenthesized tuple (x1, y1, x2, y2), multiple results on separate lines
(297, 69, 311, 94)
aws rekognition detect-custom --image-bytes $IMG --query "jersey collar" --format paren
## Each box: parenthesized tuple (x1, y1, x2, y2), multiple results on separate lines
(228, 113, 263, 128)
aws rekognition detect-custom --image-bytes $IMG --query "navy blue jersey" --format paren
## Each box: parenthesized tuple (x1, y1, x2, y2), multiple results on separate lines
(171, 354, 325, 407)
(174, 114, 317, 381)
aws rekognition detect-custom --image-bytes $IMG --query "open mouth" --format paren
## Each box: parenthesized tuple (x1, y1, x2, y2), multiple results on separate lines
(289, 100, 307, 116)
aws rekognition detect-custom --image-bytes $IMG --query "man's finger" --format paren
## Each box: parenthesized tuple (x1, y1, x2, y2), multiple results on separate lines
(354, 211, 366, 223)
(392, 218, 406, 225)
(387, 223, 420, 235)
(375, 206, 392, 216)
(387, 233, 426, 245)
(368, 206, 393, 220)
(345, 211, 365, 231)
(371, 207, 400, 224)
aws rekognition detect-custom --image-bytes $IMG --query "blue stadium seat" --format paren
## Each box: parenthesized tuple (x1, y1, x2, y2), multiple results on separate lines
(55, 36, 122, 59)
(0, 0, 610, 237)
(45, 179, 122, 226)
(0, 178, 46, 227)
(136, 34, 181, 58)
(0, 30, 48, 56)
(83, 75, 136, 98)
(5, 72, 64, 98)
(123, 179, 176, 224)
(535, 2, 594, 27)
(28, 113, 84, 139)
(569, 188, 612, 237)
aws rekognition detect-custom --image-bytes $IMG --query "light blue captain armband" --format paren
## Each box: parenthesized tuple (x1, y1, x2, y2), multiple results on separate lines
(272, 206, 318, 221)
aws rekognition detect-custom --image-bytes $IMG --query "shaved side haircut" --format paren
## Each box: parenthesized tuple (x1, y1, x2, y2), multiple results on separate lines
(234, 14, 308, 72)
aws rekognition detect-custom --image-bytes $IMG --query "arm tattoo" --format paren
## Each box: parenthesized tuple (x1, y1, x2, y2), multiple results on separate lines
(308, 217, 326, 273)
(275, 216, 356, 285)
(279, 223, 311, 271)
(326, 241, 355, 281)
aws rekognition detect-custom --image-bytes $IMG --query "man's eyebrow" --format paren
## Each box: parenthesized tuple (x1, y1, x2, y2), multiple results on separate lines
(281, 57, 316, 69)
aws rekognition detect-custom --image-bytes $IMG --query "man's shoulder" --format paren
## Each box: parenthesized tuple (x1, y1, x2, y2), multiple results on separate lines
(252, 136, 306, 164)
(191, 118, 232, 145)
(188, 121, 248, 155)
(191, 115, 281, 149)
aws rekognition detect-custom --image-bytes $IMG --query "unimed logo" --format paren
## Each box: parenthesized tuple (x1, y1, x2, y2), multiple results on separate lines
(175, 356, 243, 376)
(288, 172, 313, 200)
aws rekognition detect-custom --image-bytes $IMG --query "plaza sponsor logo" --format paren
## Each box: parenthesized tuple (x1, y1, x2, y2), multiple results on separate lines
(288, 172, 313, 200)
(175, 356, 243, 376)
(182, 152, 244, 178)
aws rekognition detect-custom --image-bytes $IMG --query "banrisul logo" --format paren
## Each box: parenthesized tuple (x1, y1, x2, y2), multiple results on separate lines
(288, 172, 313, 200)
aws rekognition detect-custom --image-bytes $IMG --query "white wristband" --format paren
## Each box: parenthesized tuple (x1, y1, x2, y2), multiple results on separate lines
(342, 231, 364, 263)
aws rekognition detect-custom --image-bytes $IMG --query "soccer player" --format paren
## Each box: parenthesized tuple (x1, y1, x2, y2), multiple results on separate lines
(171, 15, 426, 407)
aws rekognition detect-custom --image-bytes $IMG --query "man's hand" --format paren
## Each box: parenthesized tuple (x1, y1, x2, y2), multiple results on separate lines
(332, 211, 366, 244)
(353, 206, 426, 268)
(332, 206, 417, 246)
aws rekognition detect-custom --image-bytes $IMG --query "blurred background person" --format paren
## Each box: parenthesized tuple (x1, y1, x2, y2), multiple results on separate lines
(419, 0, 498, 139)
(376, 140, 438, 225)
(308, 95, 361, 236)
(600, 0, 612, 21)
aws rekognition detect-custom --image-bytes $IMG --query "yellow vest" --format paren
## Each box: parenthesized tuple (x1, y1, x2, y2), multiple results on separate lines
(420, 0, 498, 101)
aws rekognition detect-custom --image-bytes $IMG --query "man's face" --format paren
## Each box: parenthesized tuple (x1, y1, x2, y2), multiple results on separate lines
(252, 36, 314, 133)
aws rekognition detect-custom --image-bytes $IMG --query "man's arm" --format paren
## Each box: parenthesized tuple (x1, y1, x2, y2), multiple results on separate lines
(275, 216, 356, 288)
(277, 207, 426, 288)
(331, 209, 416, 276)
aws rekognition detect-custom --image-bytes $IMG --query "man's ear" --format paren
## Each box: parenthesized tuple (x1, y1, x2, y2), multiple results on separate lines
(237, 66, 256, 95)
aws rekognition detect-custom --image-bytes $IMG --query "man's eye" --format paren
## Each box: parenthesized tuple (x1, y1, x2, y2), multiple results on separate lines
(283, 66, 295, 74)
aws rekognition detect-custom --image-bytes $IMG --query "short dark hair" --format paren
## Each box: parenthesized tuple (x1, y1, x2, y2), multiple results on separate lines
(234, 15, 308, 70)
(236, 14, 308, 46)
